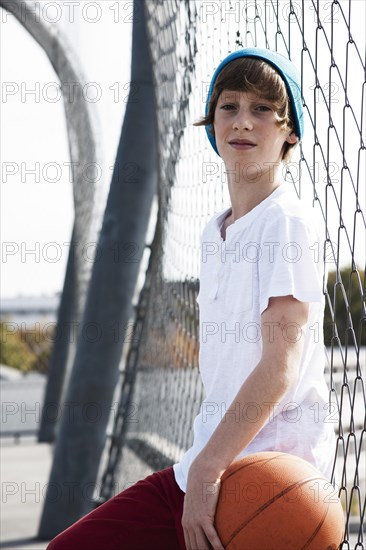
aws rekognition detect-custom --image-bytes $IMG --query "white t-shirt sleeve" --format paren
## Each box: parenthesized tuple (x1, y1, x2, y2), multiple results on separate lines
(258, 215, 324, 314)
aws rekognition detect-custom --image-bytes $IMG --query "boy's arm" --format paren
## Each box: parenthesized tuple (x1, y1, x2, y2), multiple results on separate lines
(181, 294, 309, 550)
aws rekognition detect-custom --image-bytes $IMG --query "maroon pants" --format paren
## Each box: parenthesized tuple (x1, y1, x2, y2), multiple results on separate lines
(47, 466, 186, 550)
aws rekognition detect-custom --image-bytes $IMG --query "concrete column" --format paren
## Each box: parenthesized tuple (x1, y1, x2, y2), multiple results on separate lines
(38, 0, 158, 537)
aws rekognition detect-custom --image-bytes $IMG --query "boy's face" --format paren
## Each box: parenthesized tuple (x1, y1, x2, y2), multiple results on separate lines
(213, 89, 298, 177)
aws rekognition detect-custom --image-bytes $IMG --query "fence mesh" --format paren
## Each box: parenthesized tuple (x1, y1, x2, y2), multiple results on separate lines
(99, 0, 365, 545)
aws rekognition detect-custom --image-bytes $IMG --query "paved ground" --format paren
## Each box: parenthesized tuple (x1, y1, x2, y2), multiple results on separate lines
(1, 365, 363, 549)
(1, 439, 53, 549)
(1, 366, 53, 549)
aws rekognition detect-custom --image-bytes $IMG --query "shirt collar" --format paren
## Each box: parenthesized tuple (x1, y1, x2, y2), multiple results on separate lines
(214, 185, 288, 239)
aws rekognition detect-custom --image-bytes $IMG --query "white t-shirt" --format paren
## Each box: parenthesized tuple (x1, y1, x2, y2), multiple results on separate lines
(173, 184, 336, 492)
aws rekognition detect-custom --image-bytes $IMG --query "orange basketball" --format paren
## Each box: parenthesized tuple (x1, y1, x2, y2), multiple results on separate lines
(215, 452, 344, 549)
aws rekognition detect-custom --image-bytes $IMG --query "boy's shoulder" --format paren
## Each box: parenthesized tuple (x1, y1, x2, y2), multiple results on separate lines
(201, 185, 322, 239)
(263, 187, 323, 238)
(261, 184, 315, 219)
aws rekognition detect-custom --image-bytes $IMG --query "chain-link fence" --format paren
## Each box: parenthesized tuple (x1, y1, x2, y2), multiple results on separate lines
(99, 1, 365, 546)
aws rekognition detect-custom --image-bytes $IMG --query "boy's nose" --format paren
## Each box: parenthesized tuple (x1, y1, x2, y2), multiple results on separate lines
(233, 111, 254, 131)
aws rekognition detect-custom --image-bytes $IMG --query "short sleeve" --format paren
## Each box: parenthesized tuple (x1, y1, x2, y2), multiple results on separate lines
(258, 215, 324, 314)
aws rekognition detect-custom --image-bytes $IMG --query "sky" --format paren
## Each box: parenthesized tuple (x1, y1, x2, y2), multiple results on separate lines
(1, 1, 133, 298)
(1, 0, 365, 299)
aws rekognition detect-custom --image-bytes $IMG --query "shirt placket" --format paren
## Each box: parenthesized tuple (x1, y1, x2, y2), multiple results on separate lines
(208, 241, 222, 300)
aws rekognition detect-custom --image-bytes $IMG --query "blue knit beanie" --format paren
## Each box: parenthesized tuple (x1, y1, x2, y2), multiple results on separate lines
(205, 47, 304, 156)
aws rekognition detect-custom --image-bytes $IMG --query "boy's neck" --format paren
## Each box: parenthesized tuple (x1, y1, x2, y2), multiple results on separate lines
(226, 179, 284, 223)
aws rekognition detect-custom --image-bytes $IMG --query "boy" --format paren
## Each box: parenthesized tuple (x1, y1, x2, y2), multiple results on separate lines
(48, 47, 335, 550)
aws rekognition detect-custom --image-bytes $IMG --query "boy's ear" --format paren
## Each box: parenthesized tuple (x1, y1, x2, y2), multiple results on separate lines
(286, 132, 298, 144)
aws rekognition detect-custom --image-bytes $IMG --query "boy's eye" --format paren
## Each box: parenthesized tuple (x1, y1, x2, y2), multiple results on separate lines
(220, 104, 236, 110)
(219, 104, 272, 112)
(255, 105, 272, 112)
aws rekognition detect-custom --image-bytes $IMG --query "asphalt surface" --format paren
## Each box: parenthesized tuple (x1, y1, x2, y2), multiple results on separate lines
(1, 366, 52, 549)
(1, 364, 363, 549)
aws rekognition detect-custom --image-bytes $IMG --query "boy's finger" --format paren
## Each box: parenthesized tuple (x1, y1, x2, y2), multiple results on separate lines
(194, 527, 211, 550)
(183, 527, 193, 550)
(204, 524, 225, 550)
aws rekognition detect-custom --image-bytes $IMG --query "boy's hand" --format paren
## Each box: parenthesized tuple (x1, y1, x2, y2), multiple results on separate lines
(182, 458, 225, 550)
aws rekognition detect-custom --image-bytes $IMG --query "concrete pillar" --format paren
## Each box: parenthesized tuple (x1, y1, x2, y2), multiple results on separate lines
(38, 0, 158, 537)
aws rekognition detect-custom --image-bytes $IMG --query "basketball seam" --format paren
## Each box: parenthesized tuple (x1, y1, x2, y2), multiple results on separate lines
(300, 505, 329, 550)
(222, 453, 319, 484)
(222, 454, 284, 483)
(225, 475, 326, 547)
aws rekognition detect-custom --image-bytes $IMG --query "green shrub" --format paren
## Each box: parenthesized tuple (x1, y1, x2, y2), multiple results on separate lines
(0, 321, 55, 374)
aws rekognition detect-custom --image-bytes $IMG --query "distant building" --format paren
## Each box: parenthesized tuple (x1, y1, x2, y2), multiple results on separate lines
(0, 294, 60, 325)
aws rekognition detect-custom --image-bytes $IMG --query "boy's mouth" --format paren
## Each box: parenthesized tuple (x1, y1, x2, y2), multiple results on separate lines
(229, 139, 257, 149)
